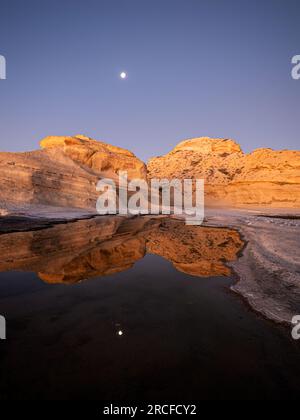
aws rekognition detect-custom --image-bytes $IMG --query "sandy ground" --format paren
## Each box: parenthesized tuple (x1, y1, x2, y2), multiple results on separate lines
(1, 205, 300, 325)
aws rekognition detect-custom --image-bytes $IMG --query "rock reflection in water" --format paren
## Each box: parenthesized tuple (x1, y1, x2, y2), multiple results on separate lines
(0, 216, 243, 283)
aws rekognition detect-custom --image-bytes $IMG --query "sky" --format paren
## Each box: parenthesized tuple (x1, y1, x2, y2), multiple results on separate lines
(0, 0, 299, 161)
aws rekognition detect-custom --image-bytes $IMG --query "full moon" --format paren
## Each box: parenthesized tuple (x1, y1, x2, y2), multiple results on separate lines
(120, 72, 127, 79)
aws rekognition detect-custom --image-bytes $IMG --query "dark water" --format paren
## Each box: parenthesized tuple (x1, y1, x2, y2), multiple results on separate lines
(0, 217, 300, 400)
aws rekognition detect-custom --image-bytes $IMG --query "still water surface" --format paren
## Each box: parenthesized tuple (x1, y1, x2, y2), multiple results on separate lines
(0, 216, 299, 400)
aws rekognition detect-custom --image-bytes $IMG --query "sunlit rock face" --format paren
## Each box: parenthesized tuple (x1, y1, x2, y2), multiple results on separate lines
(148, 137, 300, 208)
(40, 135, 147, 180)
(173, 137, 242, 154)
(0, 135, 146, 213)
(0, 216, 243, 283)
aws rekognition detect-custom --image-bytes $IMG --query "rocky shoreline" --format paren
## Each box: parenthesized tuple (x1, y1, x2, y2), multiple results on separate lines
(201, 208, 300, 325)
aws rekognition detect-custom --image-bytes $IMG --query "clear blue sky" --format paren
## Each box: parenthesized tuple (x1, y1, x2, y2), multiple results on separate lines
(0, 0, 299, 161)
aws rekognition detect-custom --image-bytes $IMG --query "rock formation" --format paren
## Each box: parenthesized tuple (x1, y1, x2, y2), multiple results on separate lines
(148, 137, 300, 208)
(0, 134, 299, 213)
(0, 135, 146, 214)
(40, 135, 146, 180)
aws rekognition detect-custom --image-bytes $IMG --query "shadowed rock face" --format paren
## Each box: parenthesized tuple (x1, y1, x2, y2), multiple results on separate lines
(148, 137, 300, 208)
(0, 135, 146, 213)
(0, 148, 100, 211)
(0, 217, 243, 283)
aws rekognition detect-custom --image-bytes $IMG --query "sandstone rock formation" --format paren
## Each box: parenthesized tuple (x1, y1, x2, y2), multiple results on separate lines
(40, 135, 146, 180)
(148, 137, 300, 208)
(0, 216, 243, 282)
(173, 137, 242, 154)
(0, 134, 299, 213)
(0, 135, 146, 214)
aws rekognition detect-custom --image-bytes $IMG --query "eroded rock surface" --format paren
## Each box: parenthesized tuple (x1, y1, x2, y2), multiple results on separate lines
(1, 135, 299, 213)
(148, 137, 300, 208)
(0, 135, 146, 213)
(0, 148, 99, 211)
(40, 135, 147, 180)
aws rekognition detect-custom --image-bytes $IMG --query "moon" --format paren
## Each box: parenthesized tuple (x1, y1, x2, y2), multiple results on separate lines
(120, 72, 127, 79)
